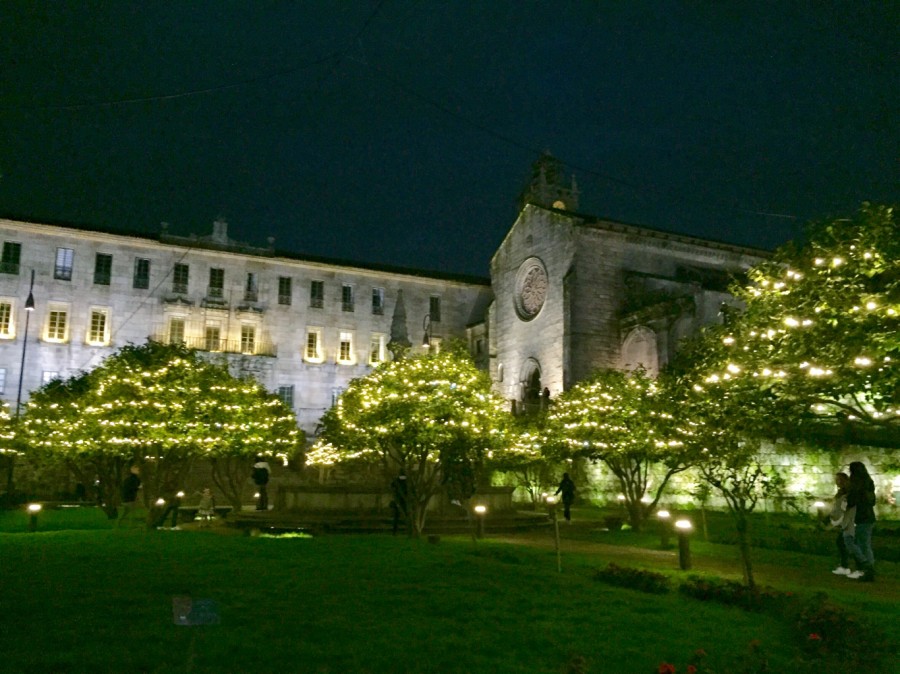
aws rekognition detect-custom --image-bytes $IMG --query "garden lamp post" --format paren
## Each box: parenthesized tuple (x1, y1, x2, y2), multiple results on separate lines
(675, 519, 693, 570)
(7, 270, 35, 496)
(27, 503, 41, 532)
(473, 504, 487, 539)
(656, 509, 671, 549)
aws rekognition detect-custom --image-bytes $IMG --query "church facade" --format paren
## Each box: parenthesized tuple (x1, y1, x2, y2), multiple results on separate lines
(0, 157, 766, 434)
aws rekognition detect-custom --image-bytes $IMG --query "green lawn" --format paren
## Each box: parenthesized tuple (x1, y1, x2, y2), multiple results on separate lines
(0, 507, 896, 673)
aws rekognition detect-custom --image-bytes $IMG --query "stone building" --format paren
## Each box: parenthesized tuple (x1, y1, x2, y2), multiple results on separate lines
(0, 155, 766, 435)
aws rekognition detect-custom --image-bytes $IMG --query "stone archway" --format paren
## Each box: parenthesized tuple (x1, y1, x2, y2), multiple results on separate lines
(621, 326, 658, 376)
(518, 358, 543, 413)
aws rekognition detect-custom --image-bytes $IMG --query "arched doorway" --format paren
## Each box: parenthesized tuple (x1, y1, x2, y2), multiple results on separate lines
(519, 358, 542, 414)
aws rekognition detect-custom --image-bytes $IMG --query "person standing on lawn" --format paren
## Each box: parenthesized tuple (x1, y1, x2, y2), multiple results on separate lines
(252, 456, 271, 511)
(555, 472, 576, 523)
(845, 461, 877, 582)
(117, 464, 142, 527)
(829, 472, 856, 576)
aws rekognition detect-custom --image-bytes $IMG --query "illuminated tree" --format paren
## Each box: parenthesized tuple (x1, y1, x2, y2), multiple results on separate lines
(22, 342, 300, 518)
(666, 332, 795, 590)
(497, 415, 560, 510)
(545, 368, 690, 531)
(307, 348, 509, 535)
(703, 204, 898, 440)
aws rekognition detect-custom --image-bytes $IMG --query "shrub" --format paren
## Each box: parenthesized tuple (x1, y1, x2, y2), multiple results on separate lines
(593, 563, 670, 594)
(678, 575, 795, 613)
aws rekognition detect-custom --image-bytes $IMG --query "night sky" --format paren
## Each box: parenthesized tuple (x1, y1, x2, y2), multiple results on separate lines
(1, 2, 896, 277)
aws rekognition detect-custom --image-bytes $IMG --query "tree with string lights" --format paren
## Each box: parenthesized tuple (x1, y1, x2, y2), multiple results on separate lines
(700, 204, 898, 441)
(545, 368, 691, 531)
(21, 341, 300, 519)
(306, 347, 509, 536)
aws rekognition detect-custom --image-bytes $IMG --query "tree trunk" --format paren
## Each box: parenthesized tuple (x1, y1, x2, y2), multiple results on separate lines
(735, 514, 756, 590)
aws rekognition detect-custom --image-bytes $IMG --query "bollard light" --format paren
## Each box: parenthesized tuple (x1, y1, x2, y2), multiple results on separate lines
(675, 519, 693, 570)
(27, 503, 42, 532)
(545, 495, 558, 506)
(657, 509, 671, 548)
(156, 497, 166, 507)
(474, 504, 487, 539)
(813, 500, 826, 519)
(176, 491, 185, 499)
(616, 494, 626, 502)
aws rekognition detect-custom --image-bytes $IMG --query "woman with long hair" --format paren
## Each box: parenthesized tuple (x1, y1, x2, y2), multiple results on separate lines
(845, 461, 877, 582)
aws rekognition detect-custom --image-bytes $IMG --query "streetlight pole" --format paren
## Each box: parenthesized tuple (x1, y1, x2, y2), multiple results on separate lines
(7, 270, 35, 496)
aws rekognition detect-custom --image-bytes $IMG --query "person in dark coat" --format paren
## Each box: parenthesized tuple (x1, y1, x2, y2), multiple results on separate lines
(555, 472, 576, 522)
(252, 456, 271, 511)
(845, 461, 877, 582)
(117, 464, 142, 527)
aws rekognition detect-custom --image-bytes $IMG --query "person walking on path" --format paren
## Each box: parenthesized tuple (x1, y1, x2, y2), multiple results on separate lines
(845, 461, 877, 582)
(829, 472, 856, 576)
(252, 456, 271, 511)
(555, 472, 576, 523)
(117, 464, 142, 527)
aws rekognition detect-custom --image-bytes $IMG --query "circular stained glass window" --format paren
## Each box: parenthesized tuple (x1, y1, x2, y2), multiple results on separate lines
(514, 257, 548, 321)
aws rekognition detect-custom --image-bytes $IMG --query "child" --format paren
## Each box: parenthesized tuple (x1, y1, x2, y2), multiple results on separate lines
(829, 472, 856, 576)
(196, 488, 215, 527)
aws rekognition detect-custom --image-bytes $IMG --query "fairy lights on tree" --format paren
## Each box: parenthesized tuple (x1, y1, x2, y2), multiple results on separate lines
(545, 368, 691, 531)
(22, 341, 300, 518)
(307, 345, 509, 535)
(698, 204, 898, 438)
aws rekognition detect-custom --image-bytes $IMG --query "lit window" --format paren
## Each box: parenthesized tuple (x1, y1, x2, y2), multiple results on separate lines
(342, 284, 354, 312)
(94, 254, 112, 286)
(86, 308, 110, 346)
(278, 277, 292, 306)
(42, 371, 60, 384)
(0, 301, 13, 338)
(244, 273, 258, 302)
(208, 268, 224, 299)
(372, 287, 384, 315)
(205, 325, 222, 352)
(331, 387, 344, 407)
(45, 307, 69, 342)
(0, 242, 21, 275)
(0, 368, 5, 393)
(277, 385, 294, 408)
(241, 324, 256, 354)
(369, 334, 385, 365)
(305, 328, 323, 362)
(310, 280, 324, 309)
(429, 296, 441, 323)
(338, 331, 354, 363)
(168, 317, 186, 344)
(173, 263, 189, 294)
(55, 248, 74, 281)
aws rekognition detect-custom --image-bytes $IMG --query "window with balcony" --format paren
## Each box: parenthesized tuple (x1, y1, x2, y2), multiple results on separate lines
(173, 263, 189, 294)
(244, 273, 258, 302)
(0, 242, 21, 275)
(429, 295, 442, 323)
(341, 284, 354, 312)
(204, 325, 222, 352)
(87, 308, 110, 346)
(208, 268, 224, 299)
(0, 301, 12, 338)
(309, 280, 324, 309)
(278, 276, 292, 306)
(133, 258, 150, 289)
(45, 307, 69, 342)
(55, 248, 74, 281)
(94, 254, 112, 286)
(305, 327, 323, 362)
(168, 317, 186, 344)
(241, 324, 256, 354)
(372, 287, 384, 315)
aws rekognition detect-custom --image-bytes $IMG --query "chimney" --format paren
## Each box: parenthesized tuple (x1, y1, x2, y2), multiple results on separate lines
(212, 218, 228, 244)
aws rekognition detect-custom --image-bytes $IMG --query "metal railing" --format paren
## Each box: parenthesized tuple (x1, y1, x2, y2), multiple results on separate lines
(154, 333, 277, 357)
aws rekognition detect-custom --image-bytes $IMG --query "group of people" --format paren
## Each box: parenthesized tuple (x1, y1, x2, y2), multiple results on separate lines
(829, 461, 877, 582)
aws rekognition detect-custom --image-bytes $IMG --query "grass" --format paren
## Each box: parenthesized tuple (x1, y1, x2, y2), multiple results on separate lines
(0, 506, 897, 673)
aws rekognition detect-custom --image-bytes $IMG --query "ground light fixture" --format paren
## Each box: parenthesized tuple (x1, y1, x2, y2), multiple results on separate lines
(545, 495, 562, 572)
(675, 519, 693, 570)
(27, 503, 41, 532)
(656, 509, 671, 548)
(813, 500, 826, 519)
(473, 504, 487, 539)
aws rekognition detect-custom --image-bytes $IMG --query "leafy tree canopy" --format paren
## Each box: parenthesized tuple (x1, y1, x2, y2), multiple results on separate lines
(698, 204, 898, 436)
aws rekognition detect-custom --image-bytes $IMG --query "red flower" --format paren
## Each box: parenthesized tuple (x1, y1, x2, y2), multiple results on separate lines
(808, 633, 822, 641)
(687, 666, 697, 674)
(658, 664, 676, 674)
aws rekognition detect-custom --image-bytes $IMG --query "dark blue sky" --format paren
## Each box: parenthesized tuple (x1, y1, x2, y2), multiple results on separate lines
(1, 2, 896, 277)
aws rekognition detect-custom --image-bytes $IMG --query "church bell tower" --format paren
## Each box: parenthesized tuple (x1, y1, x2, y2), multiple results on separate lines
(517, 152, 579, 212)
